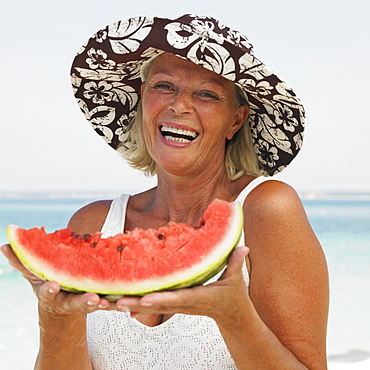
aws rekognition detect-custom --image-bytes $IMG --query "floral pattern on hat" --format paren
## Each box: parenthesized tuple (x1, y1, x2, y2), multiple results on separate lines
(71, 14, 305, 175)
(108, 17, 154, 54)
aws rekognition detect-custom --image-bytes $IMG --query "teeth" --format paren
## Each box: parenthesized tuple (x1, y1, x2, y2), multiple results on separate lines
(160, 126, 198, 139)
(164, 136, 191, 143)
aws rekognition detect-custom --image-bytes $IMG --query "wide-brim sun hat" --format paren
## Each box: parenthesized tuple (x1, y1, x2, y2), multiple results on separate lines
(71, 14, 305, 176)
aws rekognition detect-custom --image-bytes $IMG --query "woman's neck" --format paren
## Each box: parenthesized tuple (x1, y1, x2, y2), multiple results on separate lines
(148, 170, 253, 225)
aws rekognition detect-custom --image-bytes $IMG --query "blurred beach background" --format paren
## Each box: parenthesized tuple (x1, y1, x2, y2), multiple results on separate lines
(1, 0, 369, 368)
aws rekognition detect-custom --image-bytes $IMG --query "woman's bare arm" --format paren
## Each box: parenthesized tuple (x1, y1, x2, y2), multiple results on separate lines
(224, 180, 329, 369)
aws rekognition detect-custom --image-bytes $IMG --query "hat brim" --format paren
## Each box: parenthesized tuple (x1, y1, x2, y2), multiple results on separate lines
(71, 14, 305, 175)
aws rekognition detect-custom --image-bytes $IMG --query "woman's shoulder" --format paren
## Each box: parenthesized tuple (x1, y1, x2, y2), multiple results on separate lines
(243, 178, 321, 260)
(242, 178, 315, 251)
(243, 179, 304, 218)
(68, 199, 113, 234)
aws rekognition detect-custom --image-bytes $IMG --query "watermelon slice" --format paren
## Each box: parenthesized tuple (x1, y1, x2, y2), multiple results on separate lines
(6, 199, 243, 298)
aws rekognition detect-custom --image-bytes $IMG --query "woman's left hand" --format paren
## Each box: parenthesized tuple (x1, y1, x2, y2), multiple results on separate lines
(115, 246, 250, 324)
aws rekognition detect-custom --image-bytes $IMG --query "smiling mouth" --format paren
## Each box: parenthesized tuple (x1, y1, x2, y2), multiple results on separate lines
(160, 125, 199, 144)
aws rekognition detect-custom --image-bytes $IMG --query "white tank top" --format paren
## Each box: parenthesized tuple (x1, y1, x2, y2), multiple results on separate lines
(87, 177, 273, 369)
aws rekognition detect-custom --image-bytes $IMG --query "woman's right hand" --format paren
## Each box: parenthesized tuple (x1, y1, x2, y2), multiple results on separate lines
(1, 244, 111, 316)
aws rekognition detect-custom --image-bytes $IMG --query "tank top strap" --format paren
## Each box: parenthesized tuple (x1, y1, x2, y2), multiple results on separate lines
(235, 177, 276, 206)
(101, 194, 131, 237)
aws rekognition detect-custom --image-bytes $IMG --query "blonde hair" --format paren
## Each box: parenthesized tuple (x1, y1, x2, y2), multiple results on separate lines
(225, 85, 265, 179)
(118, 56, 264, 179)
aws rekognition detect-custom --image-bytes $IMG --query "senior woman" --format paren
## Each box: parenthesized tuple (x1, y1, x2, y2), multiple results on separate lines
(2, 15, 328, 369)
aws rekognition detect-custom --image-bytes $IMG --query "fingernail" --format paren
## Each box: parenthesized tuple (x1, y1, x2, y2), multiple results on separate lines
(141, 301, 153, 306)
(48, 288, 55, 294)
(87, 300, 97, 306)
(98, 304, 105, 309)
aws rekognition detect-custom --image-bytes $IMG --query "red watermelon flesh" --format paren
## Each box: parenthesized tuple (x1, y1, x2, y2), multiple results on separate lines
(6, 199, 243, 297)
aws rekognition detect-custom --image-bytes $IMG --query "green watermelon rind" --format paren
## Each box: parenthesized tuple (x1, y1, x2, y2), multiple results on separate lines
(6, 201, 243, 297)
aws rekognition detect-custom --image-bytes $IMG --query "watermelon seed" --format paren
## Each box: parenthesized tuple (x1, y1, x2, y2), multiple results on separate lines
(91, 242, 97, 248)
(83, 234, 91, 241)
(117, 245, 125, 261)
(157, 234, 164, 240)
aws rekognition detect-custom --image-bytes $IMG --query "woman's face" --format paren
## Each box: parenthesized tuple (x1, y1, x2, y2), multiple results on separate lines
(141, 53, 248, 177)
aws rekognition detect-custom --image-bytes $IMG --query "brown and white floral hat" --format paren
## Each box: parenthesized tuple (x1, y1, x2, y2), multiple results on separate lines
(71, 14, 305, 175)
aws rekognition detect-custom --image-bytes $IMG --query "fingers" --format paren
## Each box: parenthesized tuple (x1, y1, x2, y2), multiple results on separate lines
(1, 244, 44, 283)
(139, 290, 188, 310)
(1, 244, 25, 271)
(36, 282, 112, 315)
(113, 247, 251, 316)
(2, 244, 119, 316)
(1, 243, 249, 317)
(1, 244, 111, 314)
(222, 246, 249, 277)
(115, 285, 214, 317)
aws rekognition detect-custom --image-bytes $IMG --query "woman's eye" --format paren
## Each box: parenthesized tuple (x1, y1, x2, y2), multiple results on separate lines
(197, 91, 219, 101)
(154, 83, 174, 92)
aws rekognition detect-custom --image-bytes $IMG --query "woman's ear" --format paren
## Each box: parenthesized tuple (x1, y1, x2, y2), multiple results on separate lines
(226, 105, 249, 140)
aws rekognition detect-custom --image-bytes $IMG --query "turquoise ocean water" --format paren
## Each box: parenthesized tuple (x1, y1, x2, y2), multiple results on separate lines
(0, 196, 369, 368)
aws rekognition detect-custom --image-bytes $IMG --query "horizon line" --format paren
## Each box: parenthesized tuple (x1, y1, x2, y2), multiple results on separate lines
(1, 190, 370, 201)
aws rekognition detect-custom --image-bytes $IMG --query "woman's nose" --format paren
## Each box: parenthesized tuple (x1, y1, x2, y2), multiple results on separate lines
(168, 91, 194, 115)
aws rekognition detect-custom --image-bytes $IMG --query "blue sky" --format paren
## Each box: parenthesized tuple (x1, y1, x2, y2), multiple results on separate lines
(1, 0, 369, 193)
